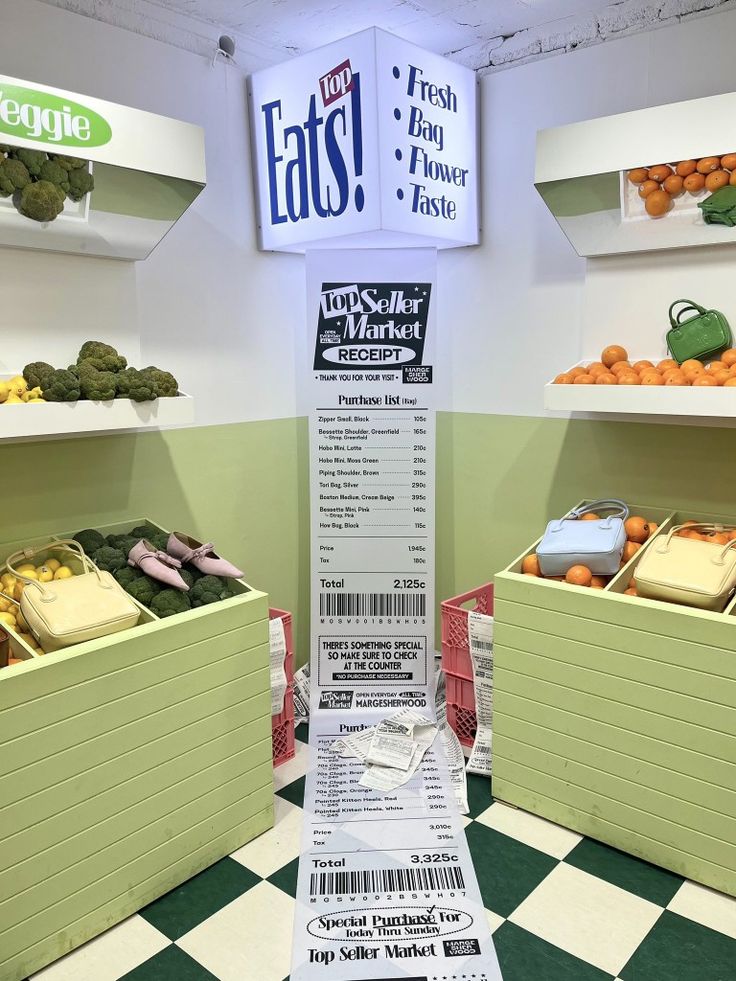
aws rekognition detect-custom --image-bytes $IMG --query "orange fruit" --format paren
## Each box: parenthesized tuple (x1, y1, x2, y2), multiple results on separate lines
(565, 565, 593, 587)
(602, 345, 628, 368)
(697, 156, 721, 174)
(648, 524, 658, 535)
(676, 160, 697, 177)
(641, 372, 664, 385)
(522, 554, 542, 576)
(632, 360, 654, 374)
(724, 378, 736, 387)
(648, 164, 673, 183)
(728, 530, 736, 541)
(706, 170, 730, 192)
(639, 179, 659, 199)
(554, 373, 575, 384)
(587, 361, 607, 377)
(684, 172, 705, 193)
(721, 153, 736, 171)
(693, 374, 717, 386)
(645, 189, 672, 217)
(574, 373, 595, 384)
(628, 167, 649, 184)
(623, 541, 641, 562)
(707, 360, 727, 373)
(665, 373, 689, 386)
(713, 370, 731, 385)
(624, 587, 638, 596)
(721, 349, 736, 367)
(707, 532, 729, 545)
(595, 372, 618, 385)
(680, 359, 705, 375)
(657, 359, 678, 372)
(568, 366, 587, 378)
(618, 371, 640, 385)
(731, 171, 736, 187)
(590, 576, 608, 589)
(625, 516, 650, 543)
(610, 360, 632, 375)
(663, 174, 684, 196)
(685, 530, 705, 541)
(580, 513, 600, 521)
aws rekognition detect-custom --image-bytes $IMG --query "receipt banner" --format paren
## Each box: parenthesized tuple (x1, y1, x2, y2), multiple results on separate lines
(291, 249, 502, 981)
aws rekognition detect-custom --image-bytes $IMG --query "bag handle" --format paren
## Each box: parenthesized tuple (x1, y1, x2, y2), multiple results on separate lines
(4, 540, 105, 599)
(567, 499, 629, 522)
(658, 524, 736, 565)
(669, 299, 707, 329)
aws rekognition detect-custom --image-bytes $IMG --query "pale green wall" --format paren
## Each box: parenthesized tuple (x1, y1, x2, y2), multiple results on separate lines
(4, 412, 736, 666)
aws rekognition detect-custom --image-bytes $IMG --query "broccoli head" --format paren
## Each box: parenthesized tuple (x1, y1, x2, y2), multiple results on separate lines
(77, 341, 127, 373)
(67, 164, 94, 202)
(42, 368, 80, 402)
(92, 546, 127, 573)
(179, 568, 195, 590)
(140, 367, 179, 398)
(73, 528, 106, 554)
(38, 159, 70, 196)
(18, 180, 64, 222)
(125, 574, 163, 607)
(78, 364, 117, 401)
(23, 361, 55, 390)
(113, 566, 144, 589)
(150, 589, 191, 618)
(11, 147, 47, 177)
(107, 534, 138, 554)
(51, 154, 85, 171)
(116, 367, 157, 402)
(190, 575, 234, 608)
(0, 156, 31, 196)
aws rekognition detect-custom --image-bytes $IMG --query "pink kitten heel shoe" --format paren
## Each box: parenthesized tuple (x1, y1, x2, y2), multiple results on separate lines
(167, 533, 244, 579)
(128, 540, 190, 591)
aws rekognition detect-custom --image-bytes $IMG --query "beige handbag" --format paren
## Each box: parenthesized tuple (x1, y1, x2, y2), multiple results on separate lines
(4, 540, 140, 652)
(636, 524, 736, 612)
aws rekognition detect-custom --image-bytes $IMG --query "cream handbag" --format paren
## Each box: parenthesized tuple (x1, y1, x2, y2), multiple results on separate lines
(4, 540, 140, 652)
(635, 524, 736, 612)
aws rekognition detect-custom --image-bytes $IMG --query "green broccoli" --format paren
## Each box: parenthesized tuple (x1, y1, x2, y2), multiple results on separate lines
(67, 164, 94, 202)
(0, 156, 30, 196)
(183, 564, 205, 583)
(51, 154, 85, 171)
(23, 361, 55, 389)
(43, 367, 80, 402)
(179, 568, 195, 590)
(11, 147, 47, 177)
(189, 575, 234, 608)
(92, 546, 127, 573)
(116, 367, 157, 402)
(0, 145, 9, 154)
(140, 367, 179, 398)
(125, 574, 163, 606)
(73, 528, 106, 554)
(150, 589, 191, 618)
(113, 566, 144, 589)
(77, 341, 127, 373)
(18, 180, 64, 222)
(38, 158, 71, 196)
(79, 365, 117, 401)
(107, 534, 138, 554)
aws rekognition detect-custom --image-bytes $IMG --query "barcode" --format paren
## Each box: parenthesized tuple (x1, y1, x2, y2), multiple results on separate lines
(472, 641, 493, 651)
(310, 864, 466, 897)
(320, 592, 426, 617)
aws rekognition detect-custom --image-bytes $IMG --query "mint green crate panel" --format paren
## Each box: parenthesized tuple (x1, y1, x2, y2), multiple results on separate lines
(0, 521, 274, 981)
(494, 503, 736, 899)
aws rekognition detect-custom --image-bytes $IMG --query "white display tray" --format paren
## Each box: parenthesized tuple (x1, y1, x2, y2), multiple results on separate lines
(544, 360, 736, 418)
(619, 167, 709, 226)
(0, 373, 194, 440)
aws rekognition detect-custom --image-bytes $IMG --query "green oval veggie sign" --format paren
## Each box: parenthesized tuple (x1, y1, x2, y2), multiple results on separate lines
(0, 83, 112, 147)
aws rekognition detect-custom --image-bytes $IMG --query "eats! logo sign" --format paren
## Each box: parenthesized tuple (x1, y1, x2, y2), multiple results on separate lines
(0, 82, 112, 147)
(314, 282, 431, 369)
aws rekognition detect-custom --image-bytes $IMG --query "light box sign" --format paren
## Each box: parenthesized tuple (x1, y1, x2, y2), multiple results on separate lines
(247, 28, 479, 251)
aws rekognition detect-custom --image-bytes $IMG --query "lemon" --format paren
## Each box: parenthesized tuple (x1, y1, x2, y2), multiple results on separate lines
(0, 611, 17, 628)
(0, 597, 11, 613)
(12, 581, 25, 600)
(17, 564, 36, 575)
(44, 558, 61, 572)
(16, 611, 29, 632)
(8, 376, 27, 397)
(5, 395, 24, 404)
(54, 566, 73, 580)
(19, 568, 38, 581)
(1, 573, 16, 590)
(0, 381, 10, 403)
(37, 566, 54, 583)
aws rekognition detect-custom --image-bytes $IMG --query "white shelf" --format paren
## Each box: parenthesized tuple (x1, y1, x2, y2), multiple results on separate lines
(0, 381, 194, 441)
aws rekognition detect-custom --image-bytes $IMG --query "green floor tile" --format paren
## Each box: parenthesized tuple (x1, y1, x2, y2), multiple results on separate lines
(276, 774, 305, 808)
(565, 838, 683, 907)
(620, 910, 736, 980)
(268, 857, 300, 898)
(465, 821, 558, 917)
(139, 858, 261, 941)
(467, 772, 493, 818)
(493, 921, 615, 981)
(121, 945, 219, 980)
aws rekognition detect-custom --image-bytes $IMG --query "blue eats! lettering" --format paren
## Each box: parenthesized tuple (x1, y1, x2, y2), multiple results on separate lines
(261, 71, 364, 226)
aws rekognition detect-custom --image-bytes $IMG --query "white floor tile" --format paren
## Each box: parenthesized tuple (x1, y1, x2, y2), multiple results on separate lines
(178, 880, 294, 981)
(668, 879, 736, 940)
(509, 863, 663, 976)
(475, 801, 582, 859)
(485, 908, 504, 933)
(231, 796, 303, 877)
(273, 739, 311, 791)
(31, 916, 169, 980)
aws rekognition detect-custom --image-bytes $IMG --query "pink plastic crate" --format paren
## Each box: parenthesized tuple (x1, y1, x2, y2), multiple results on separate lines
(446, 702, 477, 749)
(272, 684, 295, 728)
(269, 607, 294, 683)
(445, 672, 475, 714)
(272, 717, 296, 767)
(441, 583, 494, 681)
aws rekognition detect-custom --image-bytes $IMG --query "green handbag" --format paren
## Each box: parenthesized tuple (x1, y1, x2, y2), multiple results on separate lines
(667, 299, 732, 364)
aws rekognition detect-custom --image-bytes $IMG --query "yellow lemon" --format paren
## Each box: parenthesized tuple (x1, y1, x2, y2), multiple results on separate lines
(12, 581, 25, 600)
(5, 395, 24, 404)
(16, 611, 29, 632)
(44, 558, 61, 572)
(0, 381, 10, 403)
(1, 573, 17, 590)
(8, 376, 27, 396)
(0, 597, 11, 613)
(54, 566, 73, 580)
(16, 564, 36, 575)
(37, 566, 54, 583)
(0, 611, 17, 627)
(19, 568, 38, 581)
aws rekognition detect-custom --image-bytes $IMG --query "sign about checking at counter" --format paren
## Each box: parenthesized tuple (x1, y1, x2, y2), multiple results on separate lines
(247, 27, 478, 251)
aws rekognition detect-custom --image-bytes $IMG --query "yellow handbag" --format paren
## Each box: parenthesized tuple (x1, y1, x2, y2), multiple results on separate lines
(635, 524, 736, 612)
(4, 540, 140, 653)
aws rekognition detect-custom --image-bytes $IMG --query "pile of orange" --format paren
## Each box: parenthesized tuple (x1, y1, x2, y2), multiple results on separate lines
(676, 520, 736, 544)
(521, 513, 657, 590)
(627, 155, 736, 219)
(554, 345, 736, 387)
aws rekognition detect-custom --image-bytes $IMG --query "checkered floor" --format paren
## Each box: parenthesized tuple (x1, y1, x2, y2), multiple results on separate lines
(30, 723, 736, 981)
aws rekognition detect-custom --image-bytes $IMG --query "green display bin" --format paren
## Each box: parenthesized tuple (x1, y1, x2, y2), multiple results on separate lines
(0, 519, 274, 981)
(494, 502, 736, 898)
